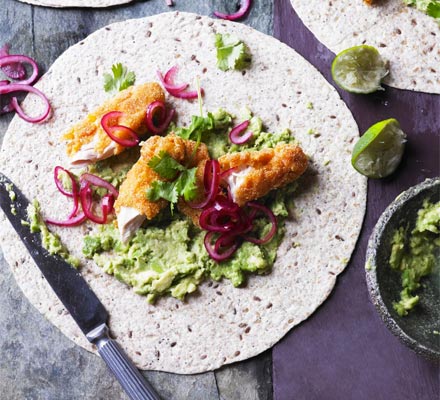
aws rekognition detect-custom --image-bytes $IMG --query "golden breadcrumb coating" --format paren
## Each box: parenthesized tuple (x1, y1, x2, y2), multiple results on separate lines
(115, 134, 209, 220)
(218, 144, 308, 207)
(63, 82, 165, 158)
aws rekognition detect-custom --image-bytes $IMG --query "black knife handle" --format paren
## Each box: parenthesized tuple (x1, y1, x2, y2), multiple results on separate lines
(87, 324, 161, 400)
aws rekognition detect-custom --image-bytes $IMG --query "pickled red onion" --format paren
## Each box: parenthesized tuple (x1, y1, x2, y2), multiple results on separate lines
(80, 172, 119, 198)
(0, 54, 39, 85)
(0, 83, 50, 123)
(228, 120, 253, 144)
(0, 44, 26, 81)
(157, 65, 203, 100)
(243, 202, 277, 244)
(47, 168, 118, 227)
(189, 160, 220, 209)
(46, 166, 85, 226)
(214, 0, 252, 21)
(79, 183, 115, 225)
(101, 111, 140, 147)
(145, 100, 175, 134)
(204, 231, 240, 262)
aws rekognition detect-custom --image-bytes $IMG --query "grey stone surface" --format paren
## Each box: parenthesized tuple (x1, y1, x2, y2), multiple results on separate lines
(0, 0, 274, 399)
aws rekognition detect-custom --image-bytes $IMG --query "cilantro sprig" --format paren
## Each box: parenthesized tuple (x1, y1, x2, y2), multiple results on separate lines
(403, 0, 440, 22)
(103, 63, 136, 93)
(215, 33, 251, 72)
(146, 151, 198, 211)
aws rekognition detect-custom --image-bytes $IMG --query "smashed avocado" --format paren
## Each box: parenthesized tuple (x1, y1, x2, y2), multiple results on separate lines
(84, 215, 284, 303)
(389, 200, 440, 316)
(27, 199, 80, 268)
(82, 107, 300, 302)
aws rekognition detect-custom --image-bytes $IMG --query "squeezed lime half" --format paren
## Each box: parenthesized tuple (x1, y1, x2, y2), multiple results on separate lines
(332, 45, 388, 94)
(352, 118, 406, 178)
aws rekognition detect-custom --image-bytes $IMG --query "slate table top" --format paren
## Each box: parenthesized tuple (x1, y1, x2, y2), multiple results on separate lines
(0, 1, 439, 399)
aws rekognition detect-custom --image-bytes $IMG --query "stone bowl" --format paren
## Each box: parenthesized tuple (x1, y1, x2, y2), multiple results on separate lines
(366, 177, 440, 360)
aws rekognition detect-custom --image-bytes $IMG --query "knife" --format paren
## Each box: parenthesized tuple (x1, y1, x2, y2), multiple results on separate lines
(0, 173, 161, 400)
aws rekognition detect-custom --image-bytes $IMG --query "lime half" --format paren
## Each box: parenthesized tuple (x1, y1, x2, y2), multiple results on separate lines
(352, 118, 406, 179)
(332, 45, 388, 94)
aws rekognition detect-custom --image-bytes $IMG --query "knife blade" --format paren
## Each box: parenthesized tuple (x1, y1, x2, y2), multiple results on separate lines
(0, 173, 161, 400)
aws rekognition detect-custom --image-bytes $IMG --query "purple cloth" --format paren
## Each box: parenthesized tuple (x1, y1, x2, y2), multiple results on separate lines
(272, 1, 440, 399)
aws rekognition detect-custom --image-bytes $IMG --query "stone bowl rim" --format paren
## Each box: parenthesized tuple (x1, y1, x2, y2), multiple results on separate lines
(365, 177, 440, 361)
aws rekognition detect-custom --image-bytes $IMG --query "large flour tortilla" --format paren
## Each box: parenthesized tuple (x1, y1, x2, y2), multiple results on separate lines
(18, 0, 132, 7)
(289, 0, 440, 94)
(0, 12, 366, 373)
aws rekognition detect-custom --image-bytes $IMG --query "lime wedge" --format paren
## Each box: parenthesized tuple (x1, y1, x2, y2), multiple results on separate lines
(331, 45, 388, 94)
(352, 118, 406, 178)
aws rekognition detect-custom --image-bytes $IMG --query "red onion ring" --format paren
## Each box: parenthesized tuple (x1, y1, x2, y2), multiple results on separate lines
(45, 212, 87, 227)
(101, 111, 140, 147)
(157, 68, 188, 93)
(204, 231, 240, 262)
(0, 54, 39, 85)
(0, 44, 26, 81)
(0, 83, 50, 123)
(167, 89, 200, 100)
(157, 66, 203, 100)
(243, 202, 277, 245)
(145, 100, 175, 134)
(80, 172, 119, 198)
(0, 80, 10, 86)
(79, 183, 112, 225)
(229, 120, 253, 144)
(54, 166, 77, 198)
(189, 160, 220, 209)
(46, 166, 85, 226)
(213, 0, 252, 21)
(200, 208, 239, 232)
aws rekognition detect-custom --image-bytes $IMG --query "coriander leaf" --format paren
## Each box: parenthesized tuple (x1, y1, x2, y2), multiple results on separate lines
(215, 33, 251, 72)
(174, 114, 216, 142)
(146, 164, 198, 212)
(147, 180, 179, 206)
(148, 150, 185, 179)
(402, 0, 440, 22)
(103, 63, 136, 93)
(427, 1, 440, 18)
(175, 168, 198, 202)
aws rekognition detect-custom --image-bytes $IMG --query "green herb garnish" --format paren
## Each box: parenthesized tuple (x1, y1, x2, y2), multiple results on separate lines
(148, 150, 185, 180)
(103, 63, 136, 93)
(215, 33, 251, 72)
(146, 151, 198, 211)
(403, 0, 440, 22)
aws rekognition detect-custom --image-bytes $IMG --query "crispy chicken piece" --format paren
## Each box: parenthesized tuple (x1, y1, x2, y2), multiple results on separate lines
(364, 0, 373, 4)
(63, 82, 165, 167)
(218, 144, 308, 207)
(115, 134, 209, 242)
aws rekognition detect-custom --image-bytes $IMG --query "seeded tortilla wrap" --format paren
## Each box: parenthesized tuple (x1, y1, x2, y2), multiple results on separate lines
(0, 12, 366, 373)
(18, 0, 132, 7)
(289, 0, 439, 94)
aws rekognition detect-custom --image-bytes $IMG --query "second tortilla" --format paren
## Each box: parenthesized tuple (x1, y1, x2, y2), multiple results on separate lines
(289, 0, 440, 94)
(18, 0, 133, 8)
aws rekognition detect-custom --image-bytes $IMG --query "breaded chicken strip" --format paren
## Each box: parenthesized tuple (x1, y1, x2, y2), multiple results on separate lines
(63, 82, 165, 167)
(218, 144, 308, 207)
(115, 134, 209, 242)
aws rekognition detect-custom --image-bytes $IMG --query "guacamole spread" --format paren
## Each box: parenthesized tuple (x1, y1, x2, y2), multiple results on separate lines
(389, 200, 440, 316)
(83, 108, 299, 302)
(27, 199, 80, 268)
